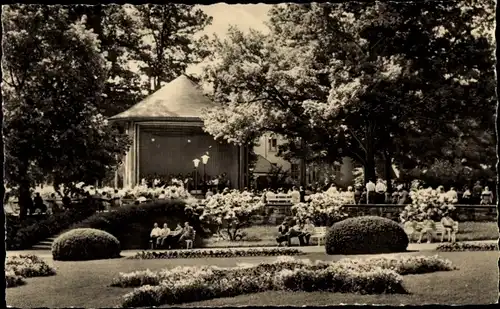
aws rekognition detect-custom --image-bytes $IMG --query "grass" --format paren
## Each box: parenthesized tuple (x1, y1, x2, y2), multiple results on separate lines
(204, 221, 499, 248)
(6, 251, 498, 307)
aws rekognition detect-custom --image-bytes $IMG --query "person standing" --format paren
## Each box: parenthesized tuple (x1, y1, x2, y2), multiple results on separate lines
(354, 186, 362, 204)
(290, 186, 300, 204)
(299, 186, 306, 203)
(33, 192, 47, 214)
(398, 186, 410, 205)
(472, 181, 483, 204)
(447, 187, 458, 204)
(375, 179, 387, 204)
(462, 186, 472, 204)
(365, 180, 376, 204)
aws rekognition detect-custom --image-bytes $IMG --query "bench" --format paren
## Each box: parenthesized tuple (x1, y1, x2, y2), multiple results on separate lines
(403, 221, 459, 243)
(310, 226, 327, 246)
(149, 230, 196, 250)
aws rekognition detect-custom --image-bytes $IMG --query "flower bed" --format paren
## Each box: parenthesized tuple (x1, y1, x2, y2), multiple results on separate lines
(114, 255, 456, 307)
(6, 255, 56, 288)
(129, 248, 304, 259)
(436, 242, 498, 252)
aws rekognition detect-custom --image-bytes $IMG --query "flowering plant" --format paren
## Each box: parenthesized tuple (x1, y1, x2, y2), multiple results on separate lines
(292, 190, 350, 225)
(400, 187, 457, 223)
(199, 191, 265, 240)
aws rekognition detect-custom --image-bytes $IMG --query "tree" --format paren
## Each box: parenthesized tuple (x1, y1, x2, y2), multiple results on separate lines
(2, 4, 130, 217)
(67, 4, 145, 117)
(129, 4, 212, 93)
(199, 1, 495, 187)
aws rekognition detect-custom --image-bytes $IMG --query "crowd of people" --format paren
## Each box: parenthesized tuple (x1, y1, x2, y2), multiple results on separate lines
(141, 172, 232, 192)
(149, 221, 195, 249)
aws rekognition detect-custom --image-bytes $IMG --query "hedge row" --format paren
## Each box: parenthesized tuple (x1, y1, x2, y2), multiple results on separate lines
(71, 199, 206, 249)
(7, 205, 96, 250)
(114, 255, 456, 307)
(130, 248, 304, 259)
(6, 255, 56, 288)
(436, 242, 498, 252)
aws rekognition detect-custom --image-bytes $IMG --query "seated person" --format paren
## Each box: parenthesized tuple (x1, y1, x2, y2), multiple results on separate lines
(287, 221, 304, 246)
(299, 218, 315, 246)
(178, 222, 195, 244)
(165, 223, 183, 249)
(156, 223, 171, 248)
(440, 213, 457, 243)
(417, 215, 436, 244)
(33, 192, 48, 213)
(276, 220, 290, 246)
(149, 223, 162, 249)
(480, 186, 493, 205)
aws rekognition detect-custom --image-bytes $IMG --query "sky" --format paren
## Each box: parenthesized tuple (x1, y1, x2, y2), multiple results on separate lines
(128, 3, 272, 80)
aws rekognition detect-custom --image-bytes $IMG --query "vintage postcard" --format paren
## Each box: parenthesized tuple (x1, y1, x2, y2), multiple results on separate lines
(3, 1, 498, 307)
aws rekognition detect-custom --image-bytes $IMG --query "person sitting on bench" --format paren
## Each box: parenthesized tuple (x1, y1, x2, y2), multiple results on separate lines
(157, 223, 171, 249)
(178, 222, 195, 244)
(150, 223, 162, 249)
(440, 213, 456, 243)
(299, 218, 315, 246)
(276, 219, 290, 246)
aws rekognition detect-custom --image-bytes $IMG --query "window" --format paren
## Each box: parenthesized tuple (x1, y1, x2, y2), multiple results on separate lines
(268, 137, 278, 152)
(291, 164, 299, 180)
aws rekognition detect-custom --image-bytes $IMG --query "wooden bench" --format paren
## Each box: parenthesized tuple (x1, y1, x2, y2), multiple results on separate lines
(267, 194, 293, 205)
(310, 226, 327, 246)
(403, 221, 459, 243)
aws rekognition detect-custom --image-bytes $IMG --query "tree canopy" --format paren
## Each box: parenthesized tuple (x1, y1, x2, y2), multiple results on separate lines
(199, 0, 496, 185)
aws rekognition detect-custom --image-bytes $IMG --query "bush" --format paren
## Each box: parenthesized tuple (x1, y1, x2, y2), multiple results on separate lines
(114, 254, 456, 307)
(7, 205, 96, 250)
(6, 271, 25, 288)
(72, 199, 206, 249)
(6, 254, 57, 288)
(129, 248, 304, 259)
(436, 242, 499, 252)
(325, 216, 409, 255)
(52, 228, 121, 261)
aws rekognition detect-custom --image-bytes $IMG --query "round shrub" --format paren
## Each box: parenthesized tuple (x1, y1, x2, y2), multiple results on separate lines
(52, 228, 121, 261)
(325, 216, 409, 255)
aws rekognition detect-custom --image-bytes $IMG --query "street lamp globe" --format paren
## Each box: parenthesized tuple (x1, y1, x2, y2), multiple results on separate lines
(193, 158, 201, 168)
(201, 154, 210, 165)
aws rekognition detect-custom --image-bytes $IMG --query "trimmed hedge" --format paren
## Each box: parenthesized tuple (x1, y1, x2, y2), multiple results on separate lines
(129, 248, 304, 259)
(52, 228, 121, 261)
(325, 216, 409, 255)
(436, 242, 499, 252)
(7, 205, 96, 250)
(71, 199, 206, 249)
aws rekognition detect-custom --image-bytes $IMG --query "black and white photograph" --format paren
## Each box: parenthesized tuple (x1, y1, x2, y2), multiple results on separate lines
(2, 1, 498, 307)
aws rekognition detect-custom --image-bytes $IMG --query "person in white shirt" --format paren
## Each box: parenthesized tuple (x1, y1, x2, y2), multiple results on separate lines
(290, 186, 300, 204)
(150, 223, 162, 249)
(375, 179, 387, 204)
(365, 180, 376, 204)
(157, 223, 171, 248)
(205, 189, 214, 199)
(446, 187, 458, 204)
(299, 218, 316, 246)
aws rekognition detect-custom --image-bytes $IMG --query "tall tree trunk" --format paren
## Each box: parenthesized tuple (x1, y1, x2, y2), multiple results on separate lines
(364, 125, 376, 184)
(300, 138, 307, 186)
(384, 151, 393, 193)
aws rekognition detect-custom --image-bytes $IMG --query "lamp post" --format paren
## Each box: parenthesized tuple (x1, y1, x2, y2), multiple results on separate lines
(201, 154, 210, 193)
(193, 159, 200, 192)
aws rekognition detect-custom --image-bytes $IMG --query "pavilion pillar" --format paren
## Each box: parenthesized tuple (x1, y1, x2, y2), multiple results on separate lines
(123, 122, 138, 188)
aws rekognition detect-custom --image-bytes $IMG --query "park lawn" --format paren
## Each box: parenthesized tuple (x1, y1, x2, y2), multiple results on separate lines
(6, 251, 498, 308)
(205, 221, 499, 248)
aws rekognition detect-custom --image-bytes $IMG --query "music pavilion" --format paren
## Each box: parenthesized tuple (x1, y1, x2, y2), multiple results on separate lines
(109, 74, 250, 189)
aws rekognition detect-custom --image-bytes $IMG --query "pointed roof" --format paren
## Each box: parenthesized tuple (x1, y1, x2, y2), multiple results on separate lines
(109, 74, 215, 121)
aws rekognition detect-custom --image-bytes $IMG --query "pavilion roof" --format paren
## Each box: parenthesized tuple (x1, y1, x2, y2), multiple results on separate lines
(109, 74, 215, 121)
